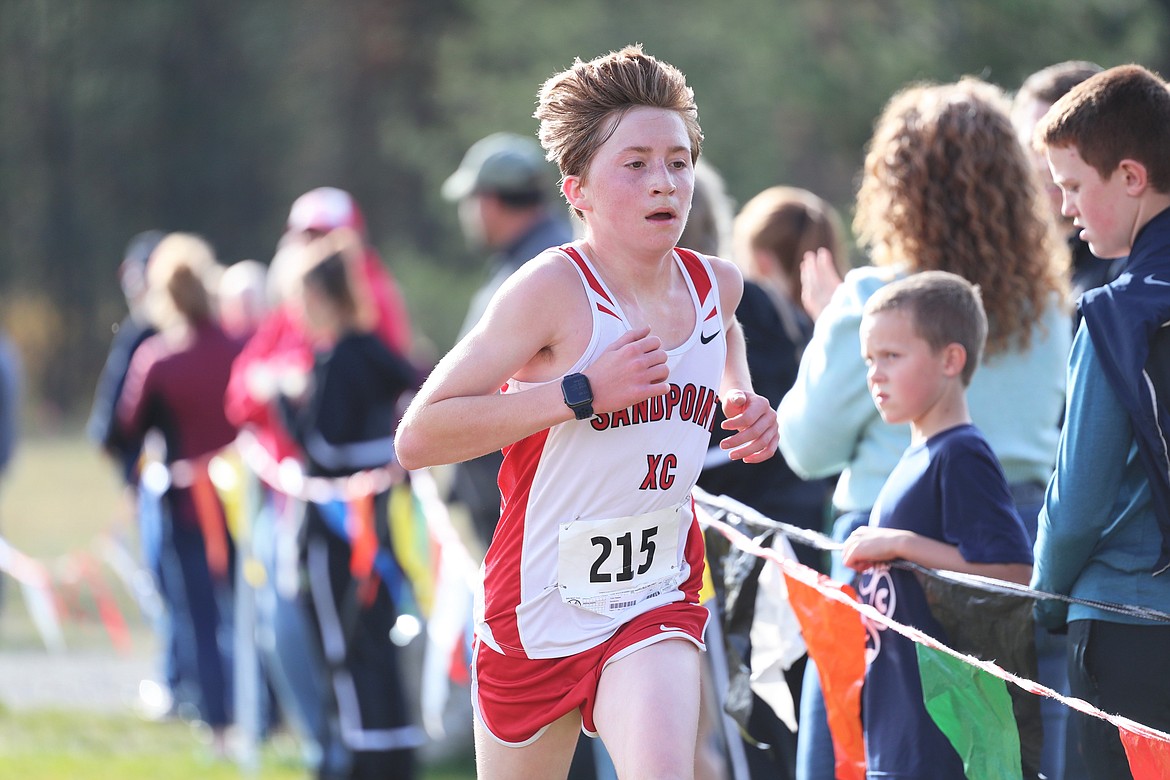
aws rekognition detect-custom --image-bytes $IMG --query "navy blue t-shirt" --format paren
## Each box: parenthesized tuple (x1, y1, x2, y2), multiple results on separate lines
(858, 424, 1033, 779)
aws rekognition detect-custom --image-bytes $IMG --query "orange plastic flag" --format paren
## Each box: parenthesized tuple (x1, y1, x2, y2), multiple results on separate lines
(784, 570, 867, 780)
(190, 463, 230, 579)
(348, 493, 378, 581)
(80, 555, 132, 655)
(1120, 724, 1170, 780)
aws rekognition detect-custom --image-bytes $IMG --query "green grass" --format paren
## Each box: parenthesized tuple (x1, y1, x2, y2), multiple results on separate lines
(0, 707, 478, 779)
(0, 707, 304, 780)
(0, 429, 477, 779)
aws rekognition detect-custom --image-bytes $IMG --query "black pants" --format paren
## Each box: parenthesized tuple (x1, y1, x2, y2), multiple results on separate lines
(302, 498, 419, 780)
(1067, 619, 1170, 780)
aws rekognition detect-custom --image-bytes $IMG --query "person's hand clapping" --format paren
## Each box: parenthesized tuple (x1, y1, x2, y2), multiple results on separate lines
(800, 247, 844, 321)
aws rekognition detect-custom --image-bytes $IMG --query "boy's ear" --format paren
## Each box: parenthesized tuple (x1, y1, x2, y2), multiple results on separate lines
(941, 343, 967, 378)
(1119, 158, 1150, 196)
(563, 175, 589, 213)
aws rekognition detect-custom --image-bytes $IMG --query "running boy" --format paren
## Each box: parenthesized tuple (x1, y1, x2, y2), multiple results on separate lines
(394, 45, 778, 780)
(842, 271, 1034, 779)
(1030, 64, 1170, 780)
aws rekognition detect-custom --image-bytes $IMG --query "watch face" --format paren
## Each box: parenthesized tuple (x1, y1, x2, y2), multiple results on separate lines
(563, 373, 591, 405)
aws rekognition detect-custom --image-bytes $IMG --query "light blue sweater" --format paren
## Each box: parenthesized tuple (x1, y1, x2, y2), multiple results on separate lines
(1032, 322, 1170, 626)
(777, 265, 1070, 513)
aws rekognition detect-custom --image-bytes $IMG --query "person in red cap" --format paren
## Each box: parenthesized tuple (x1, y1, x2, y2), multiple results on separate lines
(223, 187, 418, 778)
(285, 186, 413, 356)
(227, 186, 415, 469)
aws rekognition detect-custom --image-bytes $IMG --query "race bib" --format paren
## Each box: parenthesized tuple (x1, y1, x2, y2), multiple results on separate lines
(557, 503, 684, 617)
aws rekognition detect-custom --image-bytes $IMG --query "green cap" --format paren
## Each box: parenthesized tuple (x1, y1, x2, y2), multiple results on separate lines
(441, 132, 553, 201)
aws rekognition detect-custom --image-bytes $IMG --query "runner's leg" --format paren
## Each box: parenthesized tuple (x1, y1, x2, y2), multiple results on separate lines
(473, 708, 581, 780)
(594, 638, 701, 780)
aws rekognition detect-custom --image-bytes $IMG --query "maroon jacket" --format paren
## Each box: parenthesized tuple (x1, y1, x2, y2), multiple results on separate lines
(118, 319, 243, 528)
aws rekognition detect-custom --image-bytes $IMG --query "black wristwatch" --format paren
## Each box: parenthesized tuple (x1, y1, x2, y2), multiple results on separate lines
(561, 372, 595, 420)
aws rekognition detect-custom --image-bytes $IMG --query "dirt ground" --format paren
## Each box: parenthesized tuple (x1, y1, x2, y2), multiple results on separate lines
(0, 646, 152, 713)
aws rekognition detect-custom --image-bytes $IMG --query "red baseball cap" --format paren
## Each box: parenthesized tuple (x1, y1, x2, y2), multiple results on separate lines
(286, 187, 368, 236)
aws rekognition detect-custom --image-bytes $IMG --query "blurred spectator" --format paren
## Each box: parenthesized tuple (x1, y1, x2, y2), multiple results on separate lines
(217, 258, 270, 341)
(224, 188, 418, 774)
(0, 328, 21, 483)
(675, 159, 738, 780)
(228, 188, 415, 470)
(274, 239, 424, 779)
(87, 230, 165, 486)
(701, 183, 843, 573)
(679, 158, 733, 257)
(84, 229, 185, 715)
(286, 187, 413, 356)
(693, 174, 843, 780)
(1012, 60, 1124, 322)
(117, 232, 242, 756)
(440, 133, 573, 551)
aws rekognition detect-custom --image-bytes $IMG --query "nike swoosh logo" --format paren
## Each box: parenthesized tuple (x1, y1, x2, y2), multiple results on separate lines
(1145, 274, 1170, 287)
(700, 330, 720, 344)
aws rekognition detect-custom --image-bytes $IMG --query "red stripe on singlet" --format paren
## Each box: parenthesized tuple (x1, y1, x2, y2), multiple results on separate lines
(674, 248, 713, 306)
(562, 246, 621, 320)
(487, 427, 551, 655)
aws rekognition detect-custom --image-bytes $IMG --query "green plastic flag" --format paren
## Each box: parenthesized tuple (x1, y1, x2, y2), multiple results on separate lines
(916, 644, 1021, 780)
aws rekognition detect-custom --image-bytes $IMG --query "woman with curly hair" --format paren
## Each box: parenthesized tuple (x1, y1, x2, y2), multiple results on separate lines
(780, 78, 1071, 780)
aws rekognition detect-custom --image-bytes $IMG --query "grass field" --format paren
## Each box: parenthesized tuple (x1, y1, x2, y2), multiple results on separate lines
(0, 706, 478, 779)
(0, 428, 477, 779)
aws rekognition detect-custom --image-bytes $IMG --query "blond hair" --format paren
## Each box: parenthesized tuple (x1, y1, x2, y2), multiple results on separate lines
(146, 233, 218, 329)
(865, 270, 987, 386)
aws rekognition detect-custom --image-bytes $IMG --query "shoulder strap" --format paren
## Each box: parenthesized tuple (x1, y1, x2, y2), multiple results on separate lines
(674, 247, 720, 328)
(560, 244, 621, 321)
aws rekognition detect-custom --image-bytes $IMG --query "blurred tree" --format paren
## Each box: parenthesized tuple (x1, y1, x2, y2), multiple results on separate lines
(0, 0, 464, 417)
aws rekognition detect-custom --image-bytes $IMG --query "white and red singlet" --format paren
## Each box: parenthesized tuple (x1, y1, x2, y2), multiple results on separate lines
(476, 241, 727, 660)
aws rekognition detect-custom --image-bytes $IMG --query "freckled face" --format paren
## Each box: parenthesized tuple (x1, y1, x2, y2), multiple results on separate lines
(1047, 145, 1134, 259)
(567, 106, 694, 253)
(861, 308, 947, 425)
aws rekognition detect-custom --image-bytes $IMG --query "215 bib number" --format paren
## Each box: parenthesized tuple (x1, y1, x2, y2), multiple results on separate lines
(589, 526, 658, 583)
(558, 504, 684, 616)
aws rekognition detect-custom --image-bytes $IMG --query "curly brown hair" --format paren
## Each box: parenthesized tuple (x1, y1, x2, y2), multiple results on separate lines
(854, 77, 1067, 356)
